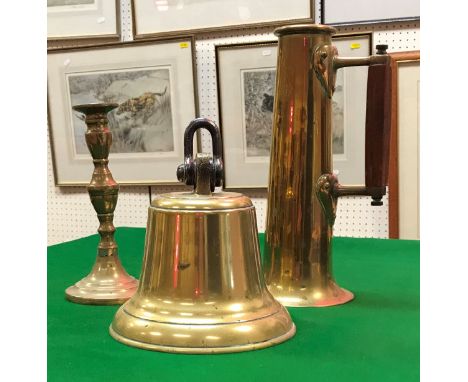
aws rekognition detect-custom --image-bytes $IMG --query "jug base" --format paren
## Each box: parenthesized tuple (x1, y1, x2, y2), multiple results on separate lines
(268, 284, 354, 307)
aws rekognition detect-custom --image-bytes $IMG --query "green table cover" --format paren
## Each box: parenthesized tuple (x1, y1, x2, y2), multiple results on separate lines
(48, 227, 419, 382)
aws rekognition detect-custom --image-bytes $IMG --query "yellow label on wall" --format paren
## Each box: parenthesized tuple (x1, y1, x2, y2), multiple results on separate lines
(350, 43, 361, 50)
(180, 42, 189, 49)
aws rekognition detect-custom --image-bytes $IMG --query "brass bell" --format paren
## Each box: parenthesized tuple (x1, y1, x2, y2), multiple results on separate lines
(110, 118, 295, 353)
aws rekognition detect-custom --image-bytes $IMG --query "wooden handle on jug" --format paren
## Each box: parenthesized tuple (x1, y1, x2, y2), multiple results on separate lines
(364, 45, 392, 206)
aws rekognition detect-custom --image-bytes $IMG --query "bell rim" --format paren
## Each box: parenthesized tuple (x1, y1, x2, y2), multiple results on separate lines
(109, 303, 296, 354)
(109, 322, 296, 354)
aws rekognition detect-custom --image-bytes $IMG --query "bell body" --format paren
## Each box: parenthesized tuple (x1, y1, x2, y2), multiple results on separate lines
(111, 190, 295, 353)
(264, 24, 353, 307)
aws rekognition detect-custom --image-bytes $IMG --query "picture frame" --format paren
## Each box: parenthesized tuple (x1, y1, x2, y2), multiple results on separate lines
(320, 0, 419, 25)
(131, 0, 314, 39)
(388, 51, 420, 239)
(215, 33, 372, 189)
(48, 37, 198, 186)
(47, 0, 120, 42)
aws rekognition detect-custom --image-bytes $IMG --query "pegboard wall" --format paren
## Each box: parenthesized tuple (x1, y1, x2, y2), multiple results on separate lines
(47, 0, 419, 245)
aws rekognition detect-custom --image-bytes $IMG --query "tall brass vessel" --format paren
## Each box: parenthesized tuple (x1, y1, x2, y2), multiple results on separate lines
(66, 103, 138, 305)
(110, 118, 295, 353)
(264, 24, 391, 307)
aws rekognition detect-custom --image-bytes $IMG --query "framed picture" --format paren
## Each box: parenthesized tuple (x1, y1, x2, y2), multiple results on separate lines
(388, 51, 420, 240)
(216, 33, 371, 188)
(321, 0, 419, 25)
(47, 0, 120, 41)
(131, 0, 314, 39)
(48, 38, 197, 185)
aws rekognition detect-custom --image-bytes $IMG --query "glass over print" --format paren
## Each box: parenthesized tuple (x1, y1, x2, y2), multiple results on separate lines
(47, 39, 196, 185)
(47, 0, 119, 40)
(241, 69, 276, 159)
(216, 33, 371, 188)
(69, 68, 174, 156)
(132, 0, 313, 37)
(240, 68, 344, 159)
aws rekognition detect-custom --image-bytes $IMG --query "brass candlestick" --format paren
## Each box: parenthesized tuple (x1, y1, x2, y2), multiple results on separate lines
(65, 103, 138, 305)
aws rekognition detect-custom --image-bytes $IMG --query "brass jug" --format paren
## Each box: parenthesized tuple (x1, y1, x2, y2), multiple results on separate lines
(264, 24, 391, 307)
(110, 118, 295, 353)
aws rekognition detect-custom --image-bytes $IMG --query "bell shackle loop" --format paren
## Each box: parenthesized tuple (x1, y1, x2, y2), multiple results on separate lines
(176, 118, 224, 191)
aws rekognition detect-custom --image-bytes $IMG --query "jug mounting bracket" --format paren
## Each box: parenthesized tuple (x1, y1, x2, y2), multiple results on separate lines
(313, 44, 338, 99)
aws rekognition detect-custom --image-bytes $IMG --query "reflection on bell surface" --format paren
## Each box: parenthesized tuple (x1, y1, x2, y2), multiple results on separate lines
(110, 118, 295, 353)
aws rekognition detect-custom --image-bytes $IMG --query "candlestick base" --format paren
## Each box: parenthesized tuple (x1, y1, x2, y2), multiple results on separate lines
(65, 255, 138, 305)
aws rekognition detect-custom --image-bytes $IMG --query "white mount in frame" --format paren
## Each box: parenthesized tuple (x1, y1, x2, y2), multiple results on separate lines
(47, 39, 197, 185)
(47, 0, 119, 40)
(132, 0, 314, 37)
(216, 33, 371, 188)
(217, 42, 278, 188)
(321, 0, 419, 25)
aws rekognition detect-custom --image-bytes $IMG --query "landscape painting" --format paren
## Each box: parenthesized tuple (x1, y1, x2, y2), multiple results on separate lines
(240, 68, 344, 158)
(68, 67, 174, 156)
(241, 68, 276, 158)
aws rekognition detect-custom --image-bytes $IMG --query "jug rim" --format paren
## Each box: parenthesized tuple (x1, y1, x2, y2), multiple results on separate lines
(274, 23, 336, 37)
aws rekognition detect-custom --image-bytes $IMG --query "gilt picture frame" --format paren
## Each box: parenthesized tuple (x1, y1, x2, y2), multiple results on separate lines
(388, 51, 420, 239)
(47, 0, 120, 42)
(47, 37, 198, 185)
(215, 33, 372, 189)
(131, 0, 314, 39)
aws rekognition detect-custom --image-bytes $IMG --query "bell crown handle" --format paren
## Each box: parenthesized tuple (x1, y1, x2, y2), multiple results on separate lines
(176, 118, 224, 192)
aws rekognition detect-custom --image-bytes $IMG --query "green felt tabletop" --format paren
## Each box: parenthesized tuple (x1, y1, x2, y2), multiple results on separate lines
(48, 227, 419, 382)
